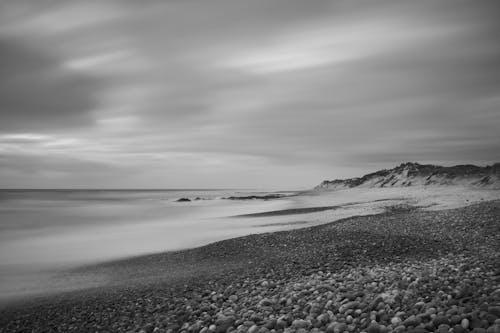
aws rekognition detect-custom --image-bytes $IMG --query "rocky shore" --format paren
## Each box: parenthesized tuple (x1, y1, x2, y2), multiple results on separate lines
(1, 201, 499, 333)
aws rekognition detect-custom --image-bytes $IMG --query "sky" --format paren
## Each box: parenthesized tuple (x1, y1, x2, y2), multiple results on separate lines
(0, 0, 499, 189)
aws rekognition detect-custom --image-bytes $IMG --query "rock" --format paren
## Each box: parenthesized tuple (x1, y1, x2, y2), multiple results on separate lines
(437, 324, 451, 333)
(415, 301, 426, 308)
(367, 323, 381, 333)
(453, 325, 467, 333)
(393, 325, 406, 333)
(263, 319, 276, 329)
(489, 307, 500, 318)
(326, 322, 348, 333)
(391, 317, 403, 326)
(404, 315, 421, 327)
(276, 317, 288, 329)
(258, 298, 273, 307)
(405, 329, 429, 333)
(215, 315, 235, 333)
(317, 313, 330, 325)
(433, 316, 451, 328)
(291, 319, 310, 329)
(471, 329, 487, 333)
(339, 301, 360, 313)
(176, 198, 191, 202)
(487, 325, 500, 333)
(248, 325, 259, 333)
(451, 315, 462, 325)
(143, 324, 155, 333)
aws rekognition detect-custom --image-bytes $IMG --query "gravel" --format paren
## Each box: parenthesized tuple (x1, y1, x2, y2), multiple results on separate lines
(0, 201, 499, 333)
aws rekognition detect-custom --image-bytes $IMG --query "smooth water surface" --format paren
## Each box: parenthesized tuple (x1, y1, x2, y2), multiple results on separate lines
(0, 189, 294, 300)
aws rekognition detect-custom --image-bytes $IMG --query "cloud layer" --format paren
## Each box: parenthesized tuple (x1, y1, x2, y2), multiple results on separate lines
(1, 0, 499, 188)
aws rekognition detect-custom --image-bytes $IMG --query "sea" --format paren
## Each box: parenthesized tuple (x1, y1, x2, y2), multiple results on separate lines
(0, 189, 297, 302)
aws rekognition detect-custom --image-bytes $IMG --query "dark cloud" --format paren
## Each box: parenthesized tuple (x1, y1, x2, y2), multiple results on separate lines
(0, 38, 100, 131)
(0, 0, 500, 188)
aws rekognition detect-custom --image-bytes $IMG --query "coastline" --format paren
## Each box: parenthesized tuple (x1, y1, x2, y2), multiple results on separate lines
(1, 200, 499, 332)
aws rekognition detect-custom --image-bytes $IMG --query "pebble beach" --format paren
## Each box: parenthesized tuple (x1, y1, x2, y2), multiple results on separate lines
(1, 201, 499, 333)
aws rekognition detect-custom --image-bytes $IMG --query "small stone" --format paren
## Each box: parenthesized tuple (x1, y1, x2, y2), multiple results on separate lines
(487, 325, 500, 333)
(143, 324, 155, 333)
(292, 319, 310, 329)
(317, 313, 330, 325)
(404, 315, 421, 327)
(339, 301, 360, 313)
(367, 323, 381, 333)
(453, 325, 467, 333)
(427, 308, 437, 315)
(462, 319, 470, 329)
(394, 325, 406, 333)
(451, 316, 462, 325)
(259, 298, 273, 307)
(248, 325, 259, 333)
(326, 322, 348, 333)
(438, 324, 451, 333)
(405, 329, 429, 333)
(215, 315, 235, 333)
(391, 317, 403, 326)
(490, 308, 500, 318)
(263, 319, 276, 329)
(415, 301, 426, 308)
(433, 316, 451, 328)
(276, 317, 288, 329)
(471, 329, 487, 333)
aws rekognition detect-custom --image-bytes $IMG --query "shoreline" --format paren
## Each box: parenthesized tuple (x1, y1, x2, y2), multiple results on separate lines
(1, 200, 499, 332)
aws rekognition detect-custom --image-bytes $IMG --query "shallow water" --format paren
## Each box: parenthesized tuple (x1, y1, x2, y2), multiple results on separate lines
(3, 186, 495, 302)
(0, 189, 295, 301)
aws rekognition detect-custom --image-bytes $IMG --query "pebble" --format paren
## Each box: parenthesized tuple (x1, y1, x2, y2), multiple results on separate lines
(291, 319, 310, 329)
(1, 201, 500, 333)
(391, 317, 403, 326)
(434, 316, 451, 327)
(367, 323, 381, 333)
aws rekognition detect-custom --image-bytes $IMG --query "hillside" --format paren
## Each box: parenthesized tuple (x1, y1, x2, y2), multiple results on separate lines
(316, 162, 500, 190)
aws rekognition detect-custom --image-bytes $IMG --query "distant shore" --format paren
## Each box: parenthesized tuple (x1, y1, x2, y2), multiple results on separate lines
(1, 200, 499, 333)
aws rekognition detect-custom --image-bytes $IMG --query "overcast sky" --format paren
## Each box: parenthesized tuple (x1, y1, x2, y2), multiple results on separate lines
(1, 0, 499, 189)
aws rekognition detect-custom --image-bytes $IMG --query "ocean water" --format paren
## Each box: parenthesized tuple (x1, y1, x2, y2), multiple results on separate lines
(0, 189, 295, 301)
(0, 187, 447, 301)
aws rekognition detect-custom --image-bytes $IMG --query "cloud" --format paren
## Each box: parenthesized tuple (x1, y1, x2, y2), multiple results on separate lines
(0, 38, 102, 131)
(0, 0, 500, 188)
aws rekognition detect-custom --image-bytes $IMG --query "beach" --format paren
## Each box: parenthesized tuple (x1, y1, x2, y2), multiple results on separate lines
(1, 192, 499, 332)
